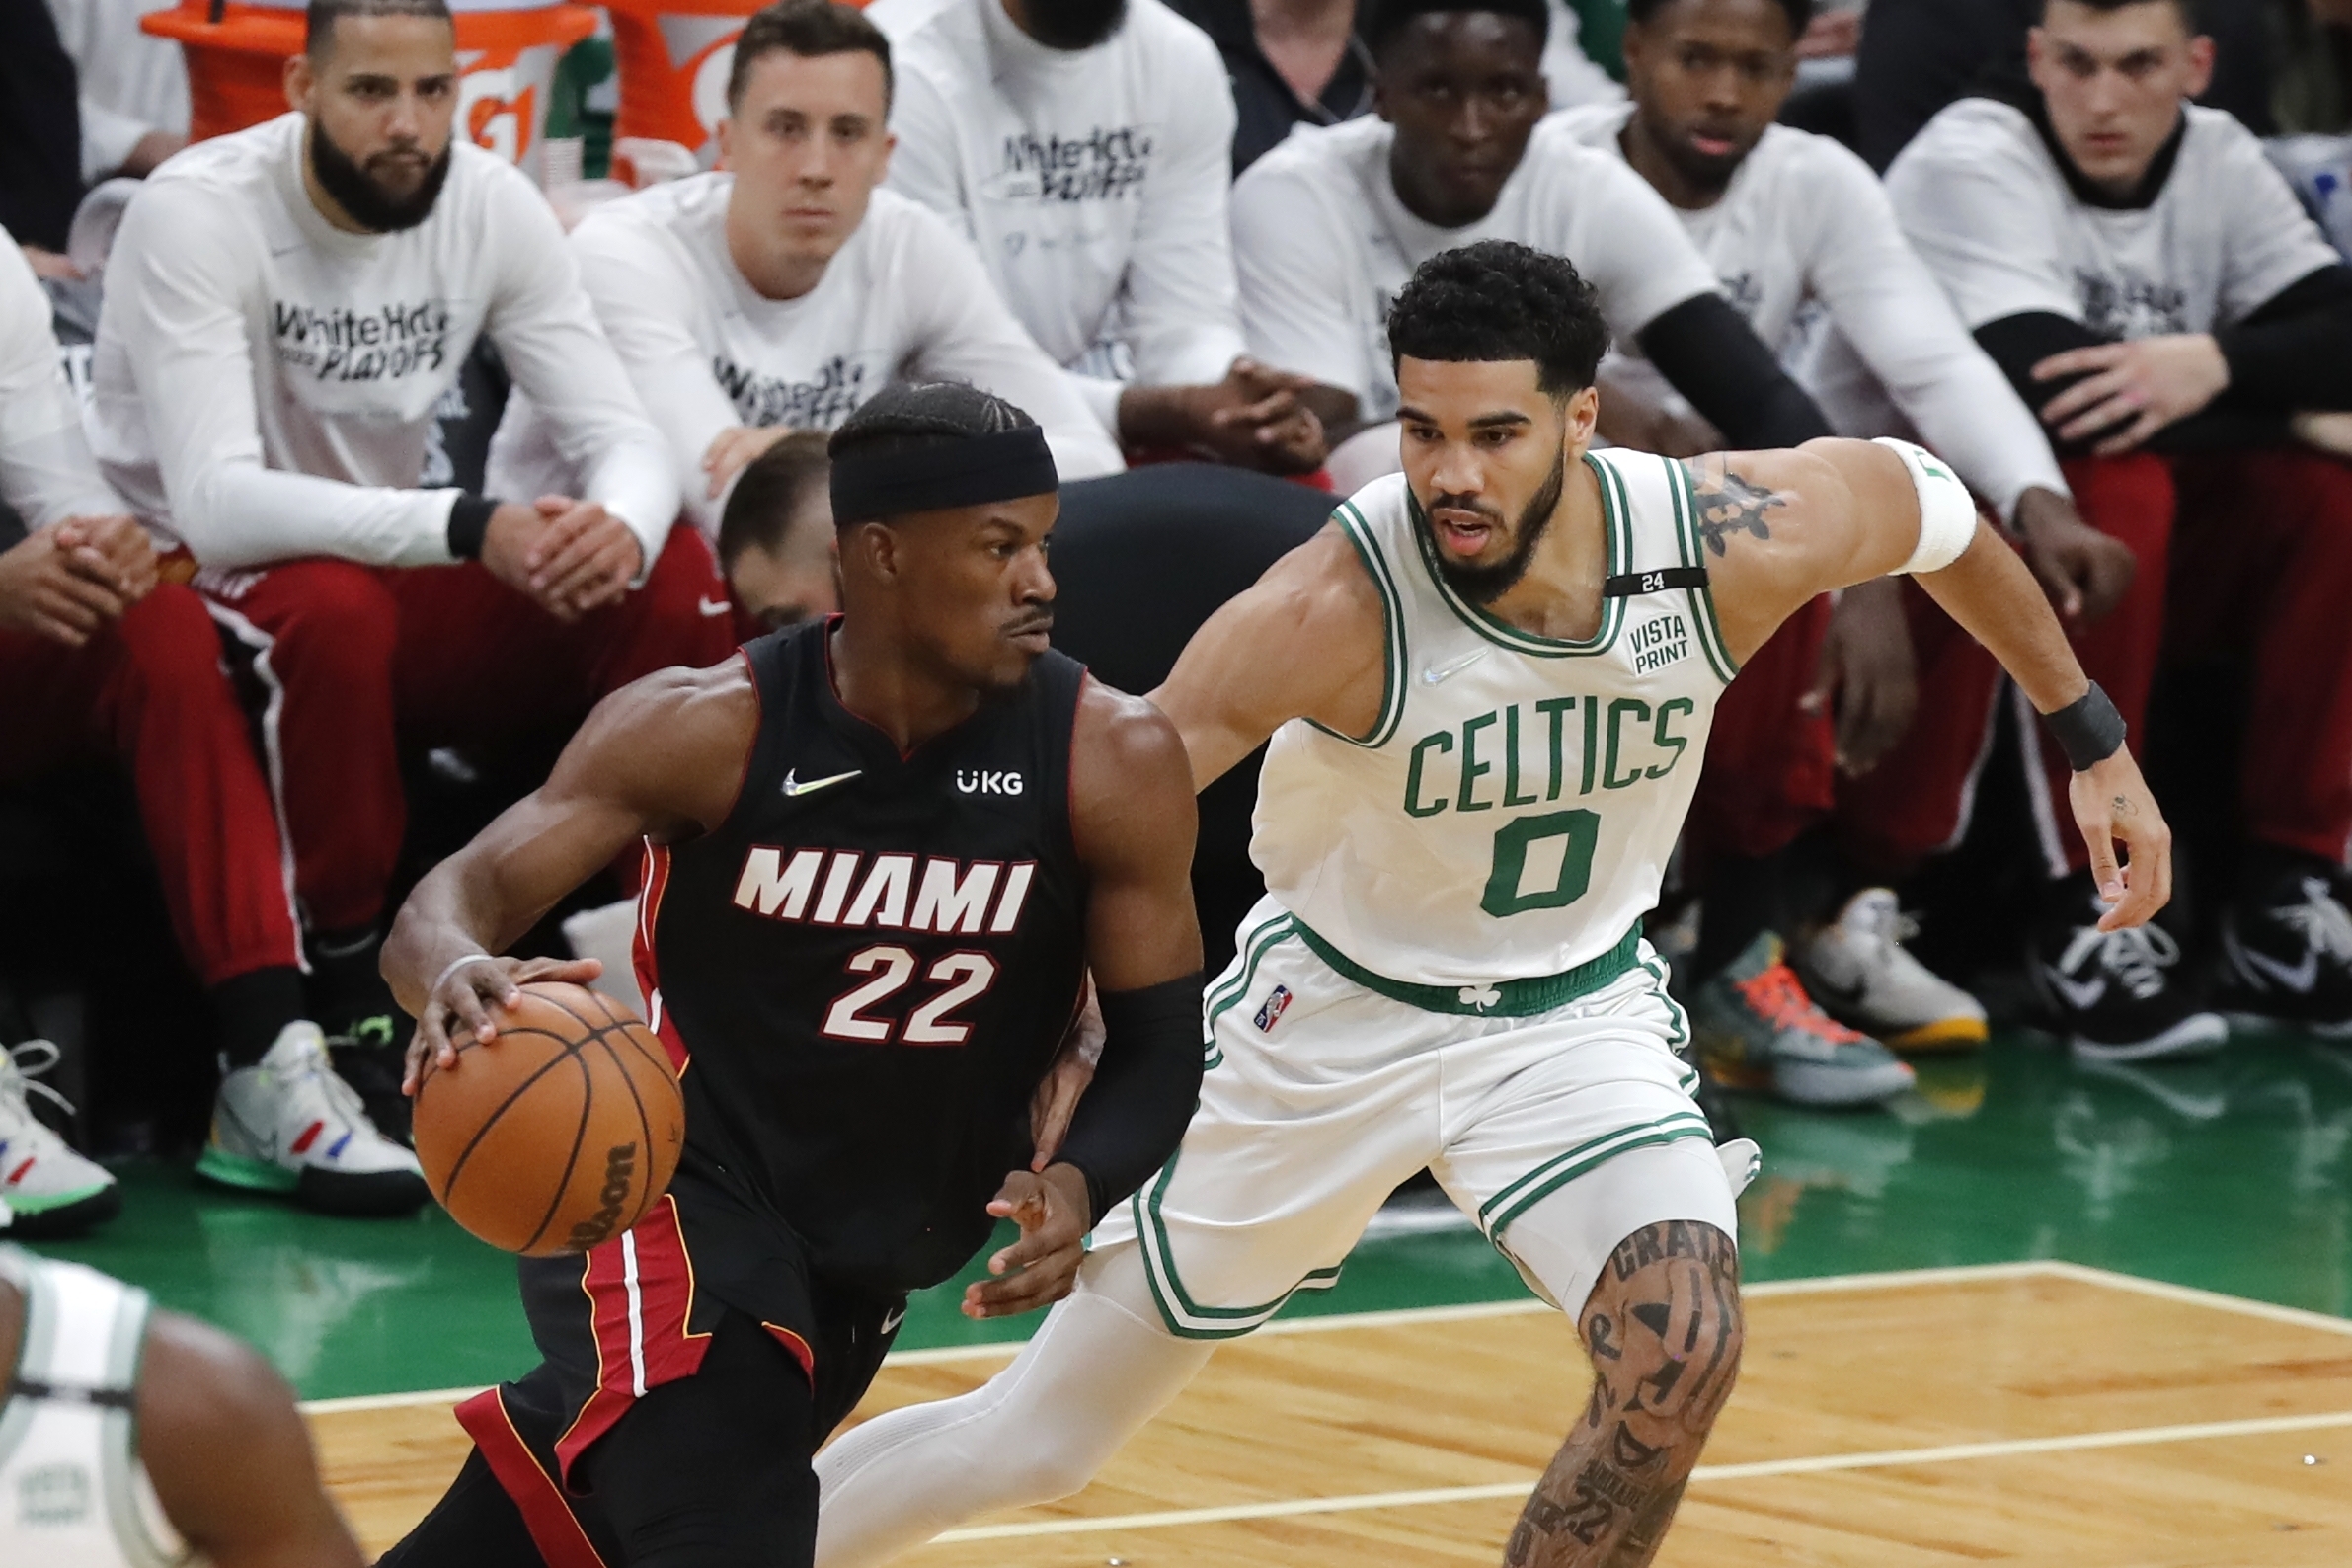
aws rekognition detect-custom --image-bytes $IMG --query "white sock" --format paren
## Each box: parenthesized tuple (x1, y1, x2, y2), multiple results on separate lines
(814, 1244, 1213, 1567)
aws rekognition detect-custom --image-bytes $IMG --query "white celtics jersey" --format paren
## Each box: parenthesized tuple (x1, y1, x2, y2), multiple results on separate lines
(1252, 450, 1733, 991)
(0, 1248, 188, 1568)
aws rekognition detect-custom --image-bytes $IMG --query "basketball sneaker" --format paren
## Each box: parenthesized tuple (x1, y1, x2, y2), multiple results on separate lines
(1794, 889, 1989, 1053)
(198, 1022, 430, 1217)
(2030, 875, 2227, 1062)
(2219, 869, 2352, 1037)
(0, 1041, 119, 1238)
(1693, 934, 1917, 1107)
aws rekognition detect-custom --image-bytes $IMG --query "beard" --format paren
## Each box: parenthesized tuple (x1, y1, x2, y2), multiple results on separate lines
(308, 120, 451, 234)
(1430, 445, 1568, 606)
(1021, 0, 1128, 49)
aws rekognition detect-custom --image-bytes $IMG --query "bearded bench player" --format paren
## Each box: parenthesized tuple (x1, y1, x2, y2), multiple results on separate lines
(813, 242, 2172, 1567)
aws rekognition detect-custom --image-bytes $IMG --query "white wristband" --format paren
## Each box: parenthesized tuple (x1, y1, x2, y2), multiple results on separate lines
(431, 953, 500, 1000)
(1873, 437, 1978, 576)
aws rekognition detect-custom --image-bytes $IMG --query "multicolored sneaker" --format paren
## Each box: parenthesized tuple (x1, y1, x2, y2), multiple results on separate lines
(2220, 871, 2352, 1038)
(1795, 889, 1990, 1053)
(0, 1041, 119, 1237)
(1693, 934, 1917, 1108)
(197, 1023, 430, 1217)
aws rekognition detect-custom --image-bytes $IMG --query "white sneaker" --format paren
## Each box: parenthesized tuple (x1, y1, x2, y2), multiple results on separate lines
(1796, 889, 1990, 1053)
(0, 1041, 119, 1237)
(197, 1023, 430, 1217)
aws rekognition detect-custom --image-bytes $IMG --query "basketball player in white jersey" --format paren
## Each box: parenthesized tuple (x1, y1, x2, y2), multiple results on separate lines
(0, 1246, 363, 1567)
(813, 242, 2170, 1565)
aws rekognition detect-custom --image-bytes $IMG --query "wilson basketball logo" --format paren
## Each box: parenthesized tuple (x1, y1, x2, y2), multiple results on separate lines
(565, 1142, 640, 1251)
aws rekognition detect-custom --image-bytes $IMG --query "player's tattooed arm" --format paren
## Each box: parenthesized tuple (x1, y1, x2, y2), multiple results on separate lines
(1502, 1221, 1743, 1568)
(1680, 454, 1789, 559)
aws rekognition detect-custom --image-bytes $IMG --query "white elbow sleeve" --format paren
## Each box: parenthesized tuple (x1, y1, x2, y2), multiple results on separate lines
(1873, 436, 1978, 576)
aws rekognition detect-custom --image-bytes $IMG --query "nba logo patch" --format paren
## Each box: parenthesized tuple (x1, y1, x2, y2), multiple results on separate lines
(1254, 985, 1294, 1032)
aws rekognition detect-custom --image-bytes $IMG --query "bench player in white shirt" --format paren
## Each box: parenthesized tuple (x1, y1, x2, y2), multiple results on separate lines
(497, 0, 1123, 544)
(1890, 0, 2352, 1052)
(867, 0, 1329, 472)
(86, 0, 738, 1143)
(1552, 0, 2134, 1079)
(0, 1245, 363, 1568)
(814, 241, 2172, 1566)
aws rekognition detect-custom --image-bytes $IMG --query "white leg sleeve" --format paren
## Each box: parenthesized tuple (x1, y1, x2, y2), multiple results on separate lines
(814, 1243, 1215, 1568)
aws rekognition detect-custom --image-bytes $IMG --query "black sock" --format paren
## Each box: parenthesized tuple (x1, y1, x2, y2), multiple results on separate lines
(309, 924, 396, 1040)
(211, 967, 307, 1070)
(1692, 852, 1782, 985)
(2239, 841, 2339, 901)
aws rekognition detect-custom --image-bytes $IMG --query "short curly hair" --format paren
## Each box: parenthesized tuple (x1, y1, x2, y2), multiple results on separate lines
(1386, 241, 1609, 398)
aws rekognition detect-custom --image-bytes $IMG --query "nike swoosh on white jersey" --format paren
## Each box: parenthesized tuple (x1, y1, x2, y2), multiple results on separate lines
(781, 768, 861, 798)
(1422, 649, 1488, 685)
(2043, 965, 2107, 1012)
(697, 597, 732, 617)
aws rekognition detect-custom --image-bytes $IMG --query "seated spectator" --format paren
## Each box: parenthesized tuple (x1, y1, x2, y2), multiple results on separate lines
(1883, 0, 2352, 1053)
(1850, 0, 2274, 169)
(1560, 0, 2128, 1068)
(503, 0, 1121, 544)
(720, 430, 838, 631)
(1169, 0, 1377, 173)
(45, 0, 190, 183)
(867, 0, 1329, 472)
(1231, 0, 1845, 460)
(0, 234, 424, 1225)
(84, 0, 736, 1135)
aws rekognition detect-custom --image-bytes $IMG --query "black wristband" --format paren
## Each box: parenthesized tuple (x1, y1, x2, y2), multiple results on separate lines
(1055, 972, 1206, 1226)
(2044, 682, 2127, 771)
(446, 494, 498, 560)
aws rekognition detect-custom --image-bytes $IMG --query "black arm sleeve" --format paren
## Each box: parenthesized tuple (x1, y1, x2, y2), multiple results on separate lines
(2213, 266, 2352, 412)
(1053, 973, 1206, 1224)
(1974, 310, 2291, 456)
(1634, 294, 1835, 450)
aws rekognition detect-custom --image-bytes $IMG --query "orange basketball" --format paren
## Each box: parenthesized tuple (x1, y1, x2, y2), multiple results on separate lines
(414, 981, 685, 1257)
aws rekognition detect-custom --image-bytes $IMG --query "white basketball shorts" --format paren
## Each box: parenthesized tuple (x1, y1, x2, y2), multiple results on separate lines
(1090, 898, 1740, 1339)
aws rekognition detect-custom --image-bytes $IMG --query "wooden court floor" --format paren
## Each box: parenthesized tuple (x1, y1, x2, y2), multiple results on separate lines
(309, 1261, 2352, 1565)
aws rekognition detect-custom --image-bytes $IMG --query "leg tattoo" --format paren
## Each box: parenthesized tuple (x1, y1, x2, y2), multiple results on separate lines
(1501, 1222, 1742, 1568)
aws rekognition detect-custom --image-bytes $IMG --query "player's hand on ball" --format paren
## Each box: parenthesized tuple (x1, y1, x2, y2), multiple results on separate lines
(403, 954, 606, 1095)
(965, 1164, 1091, 1320)
(2068, 747, 2172, 932)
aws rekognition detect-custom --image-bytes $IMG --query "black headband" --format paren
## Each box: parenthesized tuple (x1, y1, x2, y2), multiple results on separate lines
(829, 426, 1058, 524)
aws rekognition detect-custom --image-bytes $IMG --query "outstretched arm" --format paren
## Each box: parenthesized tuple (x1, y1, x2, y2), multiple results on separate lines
(1147, 522, 1389, 788)
(1696, 439, 2168, 929)
(383, 660, 757, 1086)
(136, 1309, 365, 1568)
(964, 682, 1207, 1320)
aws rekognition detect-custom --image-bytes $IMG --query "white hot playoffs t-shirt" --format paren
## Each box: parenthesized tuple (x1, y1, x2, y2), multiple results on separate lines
(88, 113, 677, 572)
(1230, 114, 1721, 425)
(0, 231, 123, 528)
(1553, 103, 2066, 518)
(494, 175, 1123, 537)
(869, 0, 1249, 429)
(1887, 99, 2341, 339)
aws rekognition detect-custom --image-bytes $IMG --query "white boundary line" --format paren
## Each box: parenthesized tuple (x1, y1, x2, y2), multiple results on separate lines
(934, 1408, 2352, 1542)
(291, 1259, 2346, 1415)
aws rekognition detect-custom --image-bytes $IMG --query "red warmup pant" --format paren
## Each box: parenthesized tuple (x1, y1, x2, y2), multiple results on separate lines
(1841, 448, 2352, 877)
(196, 527, 734, 933)
(0, 585, 301, 985)
(1684, 590, 1837, 878)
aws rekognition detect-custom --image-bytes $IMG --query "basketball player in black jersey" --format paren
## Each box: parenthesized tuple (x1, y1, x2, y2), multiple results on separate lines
(374, 382, 1207, 1568)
